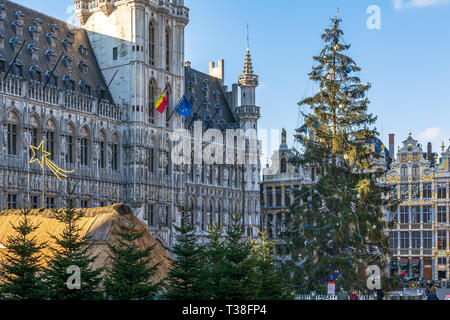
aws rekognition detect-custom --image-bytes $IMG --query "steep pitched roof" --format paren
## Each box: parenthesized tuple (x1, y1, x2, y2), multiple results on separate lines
(0, 0, 113, 102)
(184, 66, 239, 131)
(0, 204, 170, 283)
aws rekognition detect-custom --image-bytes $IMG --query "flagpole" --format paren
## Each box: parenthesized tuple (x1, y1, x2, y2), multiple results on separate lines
(188, 102, 202, 128)
(203, 107, 220, 133)
(3, 41, 26, 80)
(98, 68, 119, 104)
(43, 52, 63, 90)
(166, 95, 183, 123)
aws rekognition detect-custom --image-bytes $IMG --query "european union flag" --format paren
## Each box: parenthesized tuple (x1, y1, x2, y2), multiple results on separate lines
(176, 95, 193, 118)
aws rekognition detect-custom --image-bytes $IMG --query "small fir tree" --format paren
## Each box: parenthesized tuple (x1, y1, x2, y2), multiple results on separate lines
(42, 190, 103, 300)
(214, 213, 259, 300)
(251, 228, 291, 300)
(0, 208, 46, 300)
(163, 208, 209, 300)
(104, 219, 161, 300)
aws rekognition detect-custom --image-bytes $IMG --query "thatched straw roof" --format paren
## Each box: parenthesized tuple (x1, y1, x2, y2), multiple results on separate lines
(0, 204, 170, 283)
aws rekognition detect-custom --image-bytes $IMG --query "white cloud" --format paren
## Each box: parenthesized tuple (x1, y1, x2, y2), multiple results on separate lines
(393, 0, 450, 9)
(417, 127, 448, 150)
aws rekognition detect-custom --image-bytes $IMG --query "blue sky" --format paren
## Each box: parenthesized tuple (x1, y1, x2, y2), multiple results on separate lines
(13, 0, 450, 161)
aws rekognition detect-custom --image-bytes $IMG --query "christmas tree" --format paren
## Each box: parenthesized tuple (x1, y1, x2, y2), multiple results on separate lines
(203, 225, 227, 299)
(0, 208, 46, 300)
(251, 228, 291, 300)
(163, 209, 209, 300)
(104, 219, 161, 300)
(213, 214, 260, 300)
(42, 191, 103, 300)
(282, 14, 394, 293)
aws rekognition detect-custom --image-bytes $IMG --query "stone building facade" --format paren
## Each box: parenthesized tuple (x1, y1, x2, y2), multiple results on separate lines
(0, 0, 261, 247)
(385, 133, 449, 283)
(261, 129, 306, 241)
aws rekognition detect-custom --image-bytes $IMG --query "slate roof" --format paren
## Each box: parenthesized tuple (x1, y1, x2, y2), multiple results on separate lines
(184, 66, 239, 131)
(0, 0, 113, 102)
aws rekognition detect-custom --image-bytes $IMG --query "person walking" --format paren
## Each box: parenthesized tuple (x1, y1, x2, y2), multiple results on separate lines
(337, 288, 349, 300)
(350, 290, 358, 301)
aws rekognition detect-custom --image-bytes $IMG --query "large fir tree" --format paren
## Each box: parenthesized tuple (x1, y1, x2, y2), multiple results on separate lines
(282, 14, 394, 293)
(163, 209, 209, 300)
(104, 220, 161, 300)
(42, 194, 103, 300)
(0, 208, 46, 300)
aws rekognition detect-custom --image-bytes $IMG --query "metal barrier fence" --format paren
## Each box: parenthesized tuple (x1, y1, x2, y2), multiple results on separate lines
(296, 292, 426, 300)
(295, 294, 376, 300)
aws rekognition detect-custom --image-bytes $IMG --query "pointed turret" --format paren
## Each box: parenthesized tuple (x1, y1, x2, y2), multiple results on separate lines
(239, 46, 259, 88)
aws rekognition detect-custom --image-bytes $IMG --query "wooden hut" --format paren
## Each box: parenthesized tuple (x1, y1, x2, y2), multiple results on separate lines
(0, 204, 170, 283)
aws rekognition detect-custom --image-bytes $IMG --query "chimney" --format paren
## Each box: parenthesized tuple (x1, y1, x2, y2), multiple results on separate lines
(389, 134, 395, 160)
(208, 59, 225, 82)
(427, 142, 432, 160)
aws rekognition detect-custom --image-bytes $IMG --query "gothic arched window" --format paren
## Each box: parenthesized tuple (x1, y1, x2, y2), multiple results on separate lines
(148, 138, 156, 173)
(30, 115, 41, 158)
(209, 199, 215, 227)
(80, 126, 90, 167)
(111, 133, 120, 171)
(7, 111, 19, 156)
(46, 119, 57, 160)
(202, 198, 207, 231)
(165, 27, 171, 71)
(149, 21, 156, 66)
(66, 124, 75, 165)
(149, 80, 156, 124)
(98, 131, 106, 169)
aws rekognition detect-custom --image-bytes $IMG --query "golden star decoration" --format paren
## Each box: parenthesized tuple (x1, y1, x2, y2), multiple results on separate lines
(29, 140, 75, 181)
(30, 140, 51, 169)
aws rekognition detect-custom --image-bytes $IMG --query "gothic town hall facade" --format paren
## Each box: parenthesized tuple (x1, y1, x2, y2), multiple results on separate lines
(0, 0, 262, 247)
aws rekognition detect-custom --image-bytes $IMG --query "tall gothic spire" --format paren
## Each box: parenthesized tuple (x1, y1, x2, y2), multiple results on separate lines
(239, 23, 258, 88)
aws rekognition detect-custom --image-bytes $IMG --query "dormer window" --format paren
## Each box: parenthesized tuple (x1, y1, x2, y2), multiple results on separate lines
(9, 37, 22, 50)
(79, 80, 91, 95)
(45, 71, 58, 88)
(51, 23, 59, 32)
(29, 65, 42, 82)
(11, 19, 24, 29)
(45, 49, 57, 63)
(0, 4, 5, 20)
(79, 45, 88, 56)
(14, 61, 23, 77)
(46, 32, 55, 44)
(29, 26, 40, 36)
(27, 43, 40, 56)
(62, 38, 73, 51)
(63, 74, 74, 90)
(62, 55, 73, 68)
(78, 61, 88, 72)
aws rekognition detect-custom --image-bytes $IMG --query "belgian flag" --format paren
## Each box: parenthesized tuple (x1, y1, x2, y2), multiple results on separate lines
(154, 92, 169, 114)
